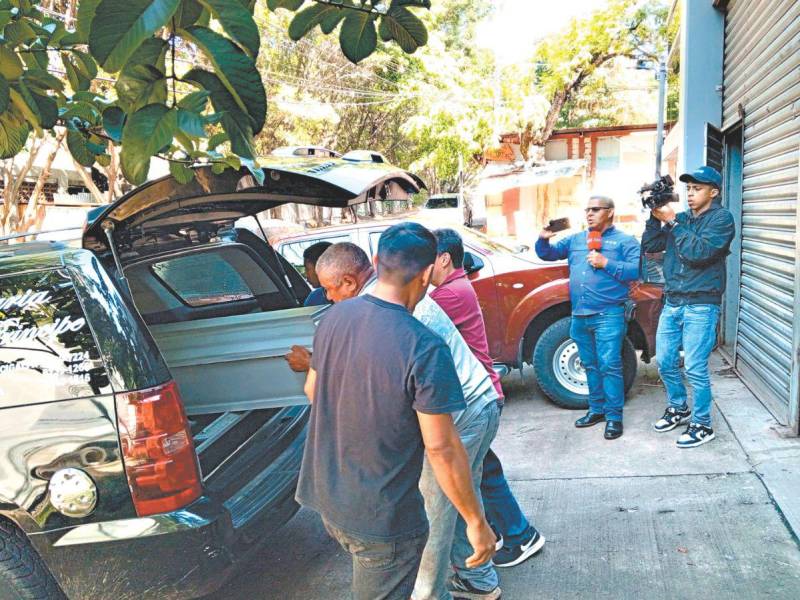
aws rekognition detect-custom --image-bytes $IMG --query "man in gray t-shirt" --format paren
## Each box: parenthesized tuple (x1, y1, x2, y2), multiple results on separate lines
(297, 223, 495, 600)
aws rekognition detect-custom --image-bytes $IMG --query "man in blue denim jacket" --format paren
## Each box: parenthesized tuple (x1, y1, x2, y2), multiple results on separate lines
(536, 196, 640, 440)
(642, 166, 735, 448)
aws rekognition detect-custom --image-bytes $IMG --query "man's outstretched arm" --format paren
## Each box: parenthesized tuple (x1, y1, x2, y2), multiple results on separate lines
(417, 411, 496, 568)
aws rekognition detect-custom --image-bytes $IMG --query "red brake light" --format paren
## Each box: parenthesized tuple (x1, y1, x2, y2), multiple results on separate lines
(115, 381, 202, 516)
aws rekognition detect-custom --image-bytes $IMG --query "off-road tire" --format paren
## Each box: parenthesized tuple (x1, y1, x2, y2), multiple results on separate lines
(0, 520, 65, 600)
(532, 316, 637, 410)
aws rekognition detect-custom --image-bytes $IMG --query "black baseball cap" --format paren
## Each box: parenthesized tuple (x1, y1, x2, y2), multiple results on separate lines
(679, 166, 722, 189)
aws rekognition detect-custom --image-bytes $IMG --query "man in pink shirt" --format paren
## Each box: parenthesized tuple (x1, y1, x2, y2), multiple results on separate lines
(430, 228, 545, 568)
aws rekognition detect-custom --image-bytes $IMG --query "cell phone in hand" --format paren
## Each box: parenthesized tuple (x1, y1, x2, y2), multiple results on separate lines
(545, 217, 570, 233)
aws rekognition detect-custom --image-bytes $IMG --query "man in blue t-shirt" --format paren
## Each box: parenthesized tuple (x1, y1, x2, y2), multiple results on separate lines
(536, 196, 640, 440)
(297, 223, 495, 600)
(302, 241, 333, 306)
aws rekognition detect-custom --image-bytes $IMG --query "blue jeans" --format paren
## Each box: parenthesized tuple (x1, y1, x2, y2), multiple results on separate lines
(481, 448, 530, 546)
(655, 303, 720, 427)
(323, 519, 428, 600)
(414, 402, 500, 600)
(569, 307, 626, 421)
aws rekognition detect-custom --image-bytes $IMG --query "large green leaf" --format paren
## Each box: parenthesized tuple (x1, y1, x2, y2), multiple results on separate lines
(0, 112, 29, 159)
(288, 3, 344, 40)
(115, 38, 168, 113)
(102, 106, 126, 142)
(89, 0, 180, 73)
(169, 160, 195, 184)
(179, 26, 266, 132)
(29, 92, 57, 128)
(174, 0, 204, 28)
(3, 20, 37, 47)
(267, 0, 304, 11)
(182, 68, 255, 158)
(320, 7, 347, 34)
(378, 4, 427, 53)
(0, 75, 8, 113)
(121, 103, 179, 184)
(0, 47, 24, 80)
(177, 90, 210, 113)
(177, 108, 205, 137)
(339, 12, 377, 64)
(22, 69, 65, 93)
(197, 0, 259, 56)
(67, 130, 97, 167)
(9, 87, 40, 135)
(70, 49, 99, 81)
(61, 52, 92, 92)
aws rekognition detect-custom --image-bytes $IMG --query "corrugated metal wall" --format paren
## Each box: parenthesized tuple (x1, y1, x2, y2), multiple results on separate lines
(722, 0, 800, 422)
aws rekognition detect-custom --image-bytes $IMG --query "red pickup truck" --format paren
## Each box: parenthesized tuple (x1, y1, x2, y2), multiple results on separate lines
(275, 222, 664, 409)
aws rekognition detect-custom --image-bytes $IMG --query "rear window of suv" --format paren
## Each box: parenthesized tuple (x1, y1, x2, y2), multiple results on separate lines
(152, 252, 261, 307)
(0, 269, 109, 404)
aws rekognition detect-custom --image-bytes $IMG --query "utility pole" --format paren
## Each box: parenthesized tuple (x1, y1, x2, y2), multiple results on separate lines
(654, 54, 667, 178)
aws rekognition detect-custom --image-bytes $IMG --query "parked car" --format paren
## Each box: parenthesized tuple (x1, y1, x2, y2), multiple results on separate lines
(276, 222, 664, 409)
(0, 157, 423, 599)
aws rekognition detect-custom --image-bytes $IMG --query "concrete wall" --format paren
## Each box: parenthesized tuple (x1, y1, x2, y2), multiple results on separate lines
(676, 0, 725, 180)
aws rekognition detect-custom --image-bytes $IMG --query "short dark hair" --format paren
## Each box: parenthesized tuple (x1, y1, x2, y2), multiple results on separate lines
(434, 228, 464, 268)
(303, 241, 333, 266)
(376, 222, 437, 285)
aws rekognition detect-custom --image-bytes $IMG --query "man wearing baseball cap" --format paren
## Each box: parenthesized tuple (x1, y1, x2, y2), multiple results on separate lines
(641, 166, 735, 448)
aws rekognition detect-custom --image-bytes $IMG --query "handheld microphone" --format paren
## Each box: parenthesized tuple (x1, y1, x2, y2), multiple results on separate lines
(587, 231, 602, 252)
(587, 231, 602, 269)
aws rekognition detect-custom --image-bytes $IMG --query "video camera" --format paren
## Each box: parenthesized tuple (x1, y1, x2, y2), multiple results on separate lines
(639, 175, 679, 210)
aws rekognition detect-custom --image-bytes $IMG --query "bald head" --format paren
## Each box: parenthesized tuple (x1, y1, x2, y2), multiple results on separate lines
(316, 242, 373, 303)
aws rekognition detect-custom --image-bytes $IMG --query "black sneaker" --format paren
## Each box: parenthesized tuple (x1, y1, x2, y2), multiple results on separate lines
(446, 573, 501, 600)
(653, 406, 691, 432)
(677, 423, 715, 448)
(493, 526, 545, 568)
(490, 523, 504, 552)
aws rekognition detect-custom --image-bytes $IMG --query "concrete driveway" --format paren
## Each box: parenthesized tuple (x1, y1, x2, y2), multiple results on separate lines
(209, 356, 800, 599)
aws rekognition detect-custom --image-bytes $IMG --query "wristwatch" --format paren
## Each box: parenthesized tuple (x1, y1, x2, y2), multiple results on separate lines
(666, 219, 678, 229)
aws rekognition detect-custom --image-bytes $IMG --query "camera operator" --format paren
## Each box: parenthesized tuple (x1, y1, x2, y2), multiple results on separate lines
(641, 166, 735, 448)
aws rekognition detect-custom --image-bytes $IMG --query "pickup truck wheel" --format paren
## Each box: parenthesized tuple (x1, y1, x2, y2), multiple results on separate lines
(0, 520, 66, 600)
(532, 317, 637, 410)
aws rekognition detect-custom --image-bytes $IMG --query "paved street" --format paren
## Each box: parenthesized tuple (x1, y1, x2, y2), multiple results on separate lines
(211, 355, 800, 599)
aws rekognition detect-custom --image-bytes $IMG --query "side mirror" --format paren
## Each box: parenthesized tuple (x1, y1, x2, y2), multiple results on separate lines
(463, 251, 484, 275)
(641, 252, 665, 285)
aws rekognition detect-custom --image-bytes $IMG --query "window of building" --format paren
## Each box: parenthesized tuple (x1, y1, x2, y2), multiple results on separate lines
(596, 137, 621, 171)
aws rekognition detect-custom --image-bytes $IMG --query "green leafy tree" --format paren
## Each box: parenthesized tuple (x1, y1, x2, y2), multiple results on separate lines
(518, 0, 667, 159)
(0, 0, 434, 226)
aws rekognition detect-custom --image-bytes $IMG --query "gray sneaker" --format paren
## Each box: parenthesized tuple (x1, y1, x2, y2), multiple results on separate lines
(446, 574, 501, 600)
(654, 406, 691, 432)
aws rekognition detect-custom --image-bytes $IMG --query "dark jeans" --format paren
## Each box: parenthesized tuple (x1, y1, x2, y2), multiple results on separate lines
(569, 307, 626, 422)
(323, 519, 428, 600)
(481, 447, 531, 546)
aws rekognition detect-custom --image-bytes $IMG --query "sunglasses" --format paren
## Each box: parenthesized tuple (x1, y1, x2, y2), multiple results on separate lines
(584, 207, 611, 213)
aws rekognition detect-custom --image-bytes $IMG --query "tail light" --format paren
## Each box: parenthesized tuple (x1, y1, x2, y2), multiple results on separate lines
(115, 381, 202, 516)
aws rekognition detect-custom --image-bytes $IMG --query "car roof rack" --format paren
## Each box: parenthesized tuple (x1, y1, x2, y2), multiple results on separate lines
(270, 146, 342, 158)
(341, 150, 387, 164)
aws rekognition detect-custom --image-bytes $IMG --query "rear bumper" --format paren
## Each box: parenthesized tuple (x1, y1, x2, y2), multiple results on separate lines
(32, 496, 239, 599)
(32, 455, 303, 600)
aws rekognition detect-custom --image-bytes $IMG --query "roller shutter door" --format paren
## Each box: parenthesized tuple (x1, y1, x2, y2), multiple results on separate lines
(722, 0, 800, 421)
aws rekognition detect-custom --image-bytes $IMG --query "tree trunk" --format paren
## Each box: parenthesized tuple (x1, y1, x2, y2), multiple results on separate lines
(70, 157, 106, 204)
(21, 130, 67, 231)
(1, 140, 42, 235)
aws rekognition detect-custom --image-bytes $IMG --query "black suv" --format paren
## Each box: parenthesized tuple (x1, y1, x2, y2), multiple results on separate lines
(0, 157, 422, 599)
